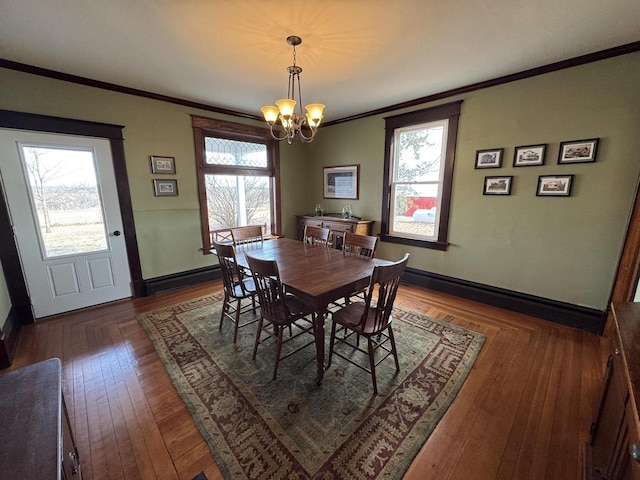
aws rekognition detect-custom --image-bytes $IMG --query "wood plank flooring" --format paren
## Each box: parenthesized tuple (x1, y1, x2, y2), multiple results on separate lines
(3, 280, 608, 480)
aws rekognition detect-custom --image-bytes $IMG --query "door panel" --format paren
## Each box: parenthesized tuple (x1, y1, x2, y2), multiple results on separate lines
(0, 130, 132, 318)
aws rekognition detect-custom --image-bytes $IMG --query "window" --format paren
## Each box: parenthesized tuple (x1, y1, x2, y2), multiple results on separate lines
(192, 116, 280, 252)
(380, 101, 461, 250)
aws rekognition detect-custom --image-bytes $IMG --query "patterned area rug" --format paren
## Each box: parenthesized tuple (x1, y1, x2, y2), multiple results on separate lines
(137, 292, 485, 479)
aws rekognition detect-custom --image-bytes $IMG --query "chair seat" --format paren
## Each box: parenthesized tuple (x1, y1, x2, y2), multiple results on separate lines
(232, 277, 256, 298)
(267, 294, 315, 325)
(332, 302, 391, 335)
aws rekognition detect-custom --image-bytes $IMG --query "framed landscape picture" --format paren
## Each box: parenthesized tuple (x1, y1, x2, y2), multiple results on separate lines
(475, 148, 503, 169)
(536, 175, 574, 197)
(483, 176, 513, 195)
(153, 179, 179, 196)
(323, 165, 359, 199)
(150, 155, 176, 174)
(558, 138, 599, 164)
(513, 144, 546, 167)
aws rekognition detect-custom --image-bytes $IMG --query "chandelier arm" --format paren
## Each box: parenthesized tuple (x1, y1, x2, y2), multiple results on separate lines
(296, 127, 317, 142)
(267, 124, 290, 142)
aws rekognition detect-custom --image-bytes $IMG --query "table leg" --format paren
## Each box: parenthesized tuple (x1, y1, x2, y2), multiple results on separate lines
(314, 308, 327, 385)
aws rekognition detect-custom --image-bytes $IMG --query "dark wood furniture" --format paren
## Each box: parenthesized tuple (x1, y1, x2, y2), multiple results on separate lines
(234, 237, 391, 384)
(0, 358, 82, 479)
(302, 224, 331, 246)
(586, 302, 640, 479)
(296, 214, 374, 249)
(341, 231, 379, 304)
(231, 225, 264, 247)
(328, 253, 409, 394)
(211, 239, 258, 343)
(246, 254, 317, 380)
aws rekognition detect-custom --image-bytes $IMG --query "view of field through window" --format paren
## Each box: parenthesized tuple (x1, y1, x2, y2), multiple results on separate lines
(20, 145, 107, 258)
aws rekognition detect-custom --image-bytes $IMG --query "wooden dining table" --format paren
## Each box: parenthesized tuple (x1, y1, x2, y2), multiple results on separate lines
(233, 237, 391, 384)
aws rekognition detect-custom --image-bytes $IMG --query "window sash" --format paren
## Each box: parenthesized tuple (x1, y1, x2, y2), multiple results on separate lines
(380, 101, 461, 251)
(192, 115, 280, 252)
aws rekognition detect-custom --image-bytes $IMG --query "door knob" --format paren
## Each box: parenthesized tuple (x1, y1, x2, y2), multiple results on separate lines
(112, 230, 121, 236)
(630, 444, 640, 462)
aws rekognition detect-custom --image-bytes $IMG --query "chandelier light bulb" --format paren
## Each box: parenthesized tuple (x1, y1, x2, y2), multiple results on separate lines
(276, 98, 296, 118)
(261, 106, 279, 124)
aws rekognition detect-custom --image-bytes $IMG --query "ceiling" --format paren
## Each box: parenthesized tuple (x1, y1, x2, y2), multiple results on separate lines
(1, 0, 639, 123)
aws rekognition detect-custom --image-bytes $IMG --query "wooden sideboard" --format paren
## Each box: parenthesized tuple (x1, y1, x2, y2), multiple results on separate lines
(0, 358, 82, 479)
(296, 214, 374, 249)
(586, 303, 640, 480)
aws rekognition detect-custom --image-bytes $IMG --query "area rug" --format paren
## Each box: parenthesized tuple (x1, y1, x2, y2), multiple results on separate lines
(137, 292, 485, 479)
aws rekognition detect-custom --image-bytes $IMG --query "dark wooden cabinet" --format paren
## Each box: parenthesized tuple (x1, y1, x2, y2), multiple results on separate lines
(296, 215, 374, 249)
(586, 303, 640, 480)
(0, 358, 82, 480)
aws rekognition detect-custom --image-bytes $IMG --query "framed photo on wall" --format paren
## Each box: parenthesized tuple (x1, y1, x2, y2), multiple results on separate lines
(323, 165, 360, 199)
(483, 176, 513, 195)
(536, 175, 574, 196)
(513, 144, 546, 167)
(475, 148, 504, 169)
(558, 138, 599, 164)
(153, 179, 178, 196)
(150, 155, 176, 174)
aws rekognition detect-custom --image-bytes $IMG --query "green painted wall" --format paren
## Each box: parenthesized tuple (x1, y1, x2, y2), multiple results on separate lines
(303, 53, 640, 311)
(0, 52, 638, 320)
(0, 68, 304, 280)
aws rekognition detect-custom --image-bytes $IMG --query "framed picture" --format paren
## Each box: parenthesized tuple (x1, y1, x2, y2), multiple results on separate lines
(513, 144, 546, 167)
(153, 179, 178, 196)
(483, 176, 513, 195)
(536, 175, 574, 197)
(150, 155, 176, 174)
(323, 165, 360, 200)
(558, 138, 599, 164)
(475, 148, 503, 169)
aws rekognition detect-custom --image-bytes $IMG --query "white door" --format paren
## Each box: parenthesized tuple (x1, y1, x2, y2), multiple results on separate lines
(0, 130, 132, 318)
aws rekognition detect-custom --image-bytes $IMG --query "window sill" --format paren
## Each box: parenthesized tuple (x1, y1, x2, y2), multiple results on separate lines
(379, 234, 448, 251)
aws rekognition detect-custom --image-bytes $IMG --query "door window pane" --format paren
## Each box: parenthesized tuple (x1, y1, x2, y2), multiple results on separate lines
(20, 145, 108, 258)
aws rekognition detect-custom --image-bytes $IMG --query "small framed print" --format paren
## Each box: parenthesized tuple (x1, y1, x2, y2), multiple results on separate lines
(513, 144, 546, 167)
(536, 175, 574, 197)
(483, 176, 513, 195)
(558, 138, 599, 164)
(475, 148, 503, 169)
(150, 155, 176, 174)
(153, 179, 178, 196)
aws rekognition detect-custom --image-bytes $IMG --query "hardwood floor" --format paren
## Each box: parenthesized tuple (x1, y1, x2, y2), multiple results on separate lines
(3, 280, 608, 480)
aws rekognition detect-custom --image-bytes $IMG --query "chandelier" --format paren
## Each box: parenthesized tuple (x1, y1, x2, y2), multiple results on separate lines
(261, 36, 325, 144)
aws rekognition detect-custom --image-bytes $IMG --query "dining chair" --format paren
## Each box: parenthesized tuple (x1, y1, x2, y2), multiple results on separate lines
(339, 231, 379, 305)
(246, 253, 317, 380)
(303, 224, 330, 246)
(231, 224, 264, 248)
(327, 253, 410, 394)
(343, 231, 378, 259)
(211, 239, 259, 343)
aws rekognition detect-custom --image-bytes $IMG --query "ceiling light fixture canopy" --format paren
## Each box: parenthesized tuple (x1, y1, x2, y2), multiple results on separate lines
(261, 36, 325, 144)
